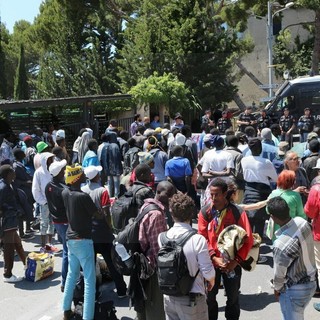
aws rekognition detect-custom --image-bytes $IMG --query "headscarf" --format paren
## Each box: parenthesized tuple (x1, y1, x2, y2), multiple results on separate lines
(78, 131, 90, 164)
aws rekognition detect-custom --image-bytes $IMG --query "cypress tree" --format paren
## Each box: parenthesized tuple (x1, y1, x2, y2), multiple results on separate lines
(14, 44, 30, 100)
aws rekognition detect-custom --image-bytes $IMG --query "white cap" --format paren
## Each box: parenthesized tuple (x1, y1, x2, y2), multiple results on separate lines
(56, 129, 65, 139)
(49, 159, 67, 177)
(84, 165, 103, 180)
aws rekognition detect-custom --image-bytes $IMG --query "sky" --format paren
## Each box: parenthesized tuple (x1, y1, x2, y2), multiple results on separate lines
(0, 0, 43, 33)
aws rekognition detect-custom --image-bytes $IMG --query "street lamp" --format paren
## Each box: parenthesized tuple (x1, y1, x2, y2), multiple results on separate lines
(267, 1, 294, 98)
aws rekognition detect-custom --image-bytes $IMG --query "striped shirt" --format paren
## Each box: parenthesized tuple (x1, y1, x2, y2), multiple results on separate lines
(273, 217, 316, 292)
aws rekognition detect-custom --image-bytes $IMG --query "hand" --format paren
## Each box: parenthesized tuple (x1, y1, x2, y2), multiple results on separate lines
(294, 186, 307, 194)
(274, 290, 280, 302)
(207, 278, 215, 292)
(212, 256, 226, 269)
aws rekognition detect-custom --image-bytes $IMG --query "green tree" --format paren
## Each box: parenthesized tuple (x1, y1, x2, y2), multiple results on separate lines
(14, 44, 30, 100)
(0, 24, 6, 99)
(129, 72, 194, 117)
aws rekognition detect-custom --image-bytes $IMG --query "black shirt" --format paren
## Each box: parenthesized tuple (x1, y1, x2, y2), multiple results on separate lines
(62, 187, 97, 240)
(217, 118, 232, 134)
(238, 112, 256, 132)
(257, 115, 271, 131)
(45, 177, 68, 224)
(298, 115, 314, 133)
(279, 115, 295, 132)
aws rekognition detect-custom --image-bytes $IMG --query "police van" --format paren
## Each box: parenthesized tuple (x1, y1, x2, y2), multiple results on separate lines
(265, 75, 320, 126)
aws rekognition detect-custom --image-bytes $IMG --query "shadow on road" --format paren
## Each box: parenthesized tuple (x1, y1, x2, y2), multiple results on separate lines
(240, 292, 277, 311)
(13, 271, 61, 291)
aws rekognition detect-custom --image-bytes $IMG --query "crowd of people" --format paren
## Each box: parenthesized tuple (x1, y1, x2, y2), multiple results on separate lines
(0, 108, 320, 320)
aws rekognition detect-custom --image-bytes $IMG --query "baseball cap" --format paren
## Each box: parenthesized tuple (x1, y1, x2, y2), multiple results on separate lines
(307, 132, 318, 142)
(161, 129, 170, 137)
(278, 141, 289, 156)
(56, 129, 65, 139)
(49, 159, 67, 177)
(84, 165, 103, 180)
(138, 152, 154, 165)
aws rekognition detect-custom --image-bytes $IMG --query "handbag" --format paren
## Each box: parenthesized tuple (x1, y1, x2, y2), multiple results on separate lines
(25, 252, 54, 282)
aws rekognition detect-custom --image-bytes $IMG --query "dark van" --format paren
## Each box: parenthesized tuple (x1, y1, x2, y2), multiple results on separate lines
(265, 75, 320, 126)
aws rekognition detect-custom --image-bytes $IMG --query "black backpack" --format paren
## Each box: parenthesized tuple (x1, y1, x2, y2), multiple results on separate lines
(110, 185, 146, 234)
(157, 229, 199, 296)
(123, 147, 140, 175)
(111, 203, 160, 276)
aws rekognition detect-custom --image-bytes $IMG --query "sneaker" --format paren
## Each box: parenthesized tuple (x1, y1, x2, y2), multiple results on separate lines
(314, 302, 320, 312)
(47, 244, 61, 253)
(20, 234, 35, 240)
(257, 256, 268, 264)
(3, 275, 24, 283)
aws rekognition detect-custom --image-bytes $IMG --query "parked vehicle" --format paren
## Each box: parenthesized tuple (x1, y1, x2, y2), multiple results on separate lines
(265, 75, 320, 126)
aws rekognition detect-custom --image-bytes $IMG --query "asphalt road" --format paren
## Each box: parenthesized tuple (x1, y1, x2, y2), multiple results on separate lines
(1, 230, 320, 320)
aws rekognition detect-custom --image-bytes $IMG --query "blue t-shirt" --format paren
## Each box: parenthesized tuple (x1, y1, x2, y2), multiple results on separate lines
(165, 157, 192, 178)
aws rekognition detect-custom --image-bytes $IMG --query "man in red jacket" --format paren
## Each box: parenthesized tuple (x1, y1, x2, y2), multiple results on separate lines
(198, 178, 253, 320)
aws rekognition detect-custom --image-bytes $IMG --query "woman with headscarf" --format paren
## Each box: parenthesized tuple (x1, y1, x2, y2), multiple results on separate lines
(77, 131, 90, 164)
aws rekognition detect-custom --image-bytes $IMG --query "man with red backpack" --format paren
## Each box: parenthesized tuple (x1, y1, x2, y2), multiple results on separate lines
(198, 178, 253, 320)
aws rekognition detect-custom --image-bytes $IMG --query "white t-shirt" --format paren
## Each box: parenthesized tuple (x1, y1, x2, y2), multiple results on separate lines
(201, 149, 234, 173)
(241, 155, 278, 186)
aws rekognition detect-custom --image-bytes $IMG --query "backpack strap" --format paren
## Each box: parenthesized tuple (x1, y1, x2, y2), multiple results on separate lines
(160, 229, 200, 278)
(200, 203, 212, 222)
(229, 203, 242, 223)
(135, 203, 160, 224)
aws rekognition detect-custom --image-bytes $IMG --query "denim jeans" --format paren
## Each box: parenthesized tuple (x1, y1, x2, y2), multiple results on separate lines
(54, 223, 68, 287)
(63, 239, 96, 320)
(300, 132, 309, 143)
(40, 203, 54, 236)
(279, 281, 316, 320)
(107, 175, 120, 198)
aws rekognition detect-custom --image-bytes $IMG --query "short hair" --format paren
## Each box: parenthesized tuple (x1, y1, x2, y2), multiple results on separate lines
(88, 139, 98, 150)
(0, 164, 15, 179)
(135, 163, 151, 182)
(101, 133, 108, 142)
(181, 125, 192, 138)
(13, 148, 25, 160)
(79, 128, 87, 137)
(200, 123, 210, 133)
(236, 132, 248, 144)
(244, 126, 256, 138)
(52, 146, 63, 157)
(209, 178, 228, 193)
(210, 128, 219, 136)
(134, 114, 140, 121)
(226, 180, 238, 201)
(136, 125, 145, 134)
(225, 128, 235, 136)
(128, 137, 137, 147)
(267, 196, 290, 221)
(171, 145, 183, 157)
(163, 123, 171, 130)
(277, 170, 296, 190)
(171, 128, 180, 137)
(309, 139, 320, 153)
(226, 135, 238, 148)
(270, 124, 281, 136)
(109, 119, 117, 127)
(119, 130, 129, 140)
(169, 193, 195, 222)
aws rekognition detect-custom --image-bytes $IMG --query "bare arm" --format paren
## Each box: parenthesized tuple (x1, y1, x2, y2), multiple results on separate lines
(238, 200, 268, 211)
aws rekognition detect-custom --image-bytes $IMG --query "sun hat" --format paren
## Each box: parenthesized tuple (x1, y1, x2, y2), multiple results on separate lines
(36, 141, 49, 153)
(278, 141, 289, 156)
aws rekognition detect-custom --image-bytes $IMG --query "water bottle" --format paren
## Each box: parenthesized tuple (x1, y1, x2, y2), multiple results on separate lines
(220, 249, 236, 278)
(115, 242, 133, 269)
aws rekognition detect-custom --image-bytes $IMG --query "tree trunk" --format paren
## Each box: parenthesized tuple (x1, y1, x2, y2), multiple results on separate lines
(233, 92, 247, 111)
(311, 9, 320, 75)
